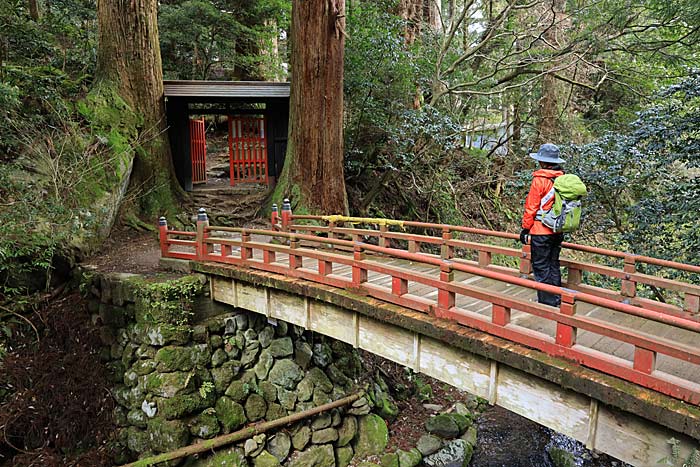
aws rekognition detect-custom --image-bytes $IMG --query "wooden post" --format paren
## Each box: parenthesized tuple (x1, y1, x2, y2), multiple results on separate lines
(519, 244, 532, 277)
(478, 250, 492, 267)
(196, 208, 209, 260)
(492, 304, 510, 326)
(567, 266, 582, 286)
(289, 236, 302, 269)
(621, 255, 637, 300)
(158, 217, 168, 257)
(352, 244, 367, 287)
(241, 230, 252, 261)
(319, 258, 333, 276)
(556, 290, 577, 347)
(685, 294, 700, 316)
(392, 276, 408, 297)
(408, 239, 419, 253)
(441, 228, 453, 260)
(633, 347, 656, 374)
(379, 224, 388, 249)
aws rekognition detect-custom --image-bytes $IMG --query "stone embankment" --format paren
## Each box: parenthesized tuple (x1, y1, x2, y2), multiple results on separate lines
(85, 271, 481, 466)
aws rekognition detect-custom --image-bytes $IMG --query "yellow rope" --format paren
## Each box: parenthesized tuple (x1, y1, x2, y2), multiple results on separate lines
(321, 215, 405, 229)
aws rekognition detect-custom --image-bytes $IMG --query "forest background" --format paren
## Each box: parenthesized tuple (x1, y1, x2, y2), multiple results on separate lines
(1, 0, 699, 302)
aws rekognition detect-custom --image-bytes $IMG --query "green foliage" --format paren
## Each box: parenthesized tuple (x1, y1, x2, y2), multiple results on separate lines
(199, 381, 215, 398)
(133, 276, 203, 326)
(658, 437, 700, 466)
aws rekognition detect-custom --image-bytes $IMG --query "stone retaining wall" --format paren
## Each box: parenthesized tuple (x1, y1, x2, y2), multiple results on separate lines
(86, 272, 389, 466)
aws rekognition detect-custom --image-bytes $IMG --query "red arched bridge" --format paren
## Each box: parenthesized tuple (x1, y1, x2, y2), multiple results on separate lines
(158, 200, 700, 463)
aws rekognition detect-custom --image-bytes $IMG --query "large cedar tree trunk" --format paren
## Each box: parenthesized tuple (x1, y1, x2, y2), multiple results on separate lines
(274, 0, 348, 214)
(536, 0, 566, 144)
(96, 0, 180, 214)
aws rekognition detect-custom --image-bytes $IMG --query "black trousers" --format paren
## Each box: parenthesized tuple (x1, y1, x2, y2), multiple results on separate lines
(530, 234, 564, 306)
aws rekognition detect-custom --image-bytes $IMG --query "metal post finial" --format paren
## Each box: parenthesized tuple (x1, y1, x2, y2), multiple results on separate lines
(272, 203, 278, 212)
(158, 216, 167, 226)
(282, 198, 291, 211)
(197, 207, 208, 222)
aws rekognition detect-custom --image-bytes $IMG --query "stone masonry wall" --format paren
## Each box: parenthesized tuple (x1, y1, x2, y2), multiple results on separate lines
(86, 272, 389, 466)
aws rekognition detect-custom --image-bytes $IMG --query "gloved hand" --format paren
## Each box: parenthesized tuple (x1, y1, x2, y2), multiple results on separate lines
(519, 229, 530, 245)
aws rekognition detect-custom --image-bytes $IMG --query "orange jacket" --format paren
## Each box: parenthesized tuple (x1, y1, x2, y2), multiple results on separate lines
(522, 168, 565, 235)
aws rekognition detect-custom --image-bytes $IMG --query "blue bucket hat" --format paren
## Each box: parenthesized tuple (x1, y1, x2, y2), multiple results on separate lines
(529, 143, 565, 164)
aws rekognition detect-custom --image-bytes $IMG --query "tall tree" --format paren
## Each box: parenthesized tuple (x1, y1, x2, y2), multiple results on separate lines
(273, 0, 348, 214)
(96, 0, 180, 214)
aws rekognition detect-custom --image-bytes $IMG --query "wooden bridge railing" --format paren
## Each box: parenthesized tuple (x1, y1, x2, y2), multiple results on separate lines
(158, 205, 700, 406)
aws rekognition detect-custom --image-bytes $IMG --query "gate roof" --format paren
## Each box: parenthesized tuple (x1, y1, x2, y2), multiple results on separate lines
(164, 80, 290, 99)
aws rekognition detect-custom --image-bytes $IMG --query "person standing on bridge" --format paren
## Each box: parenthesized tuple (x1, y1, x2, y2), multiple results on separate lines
(520, 143, 565, 307)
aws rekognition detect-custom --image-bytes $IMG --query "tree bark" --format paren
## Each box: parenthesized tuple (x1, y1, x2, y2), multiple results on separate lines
(96, 0, 180, 214)
(28, 0, 39, 20)
(274, 0, 348, 214)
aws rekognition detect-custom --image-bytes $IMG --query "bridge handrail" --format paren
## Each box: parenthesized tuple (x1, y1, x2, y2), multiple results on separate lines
(159, 212, 700, 405)
(276, 212, 700, 316)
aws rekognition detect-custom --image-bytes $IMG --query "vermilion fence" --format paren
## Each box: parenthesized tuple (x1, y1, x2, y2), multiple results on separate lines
(189, 118, 207, 184)
(158, 202, 700, 406)
(227, 115, 268, 186)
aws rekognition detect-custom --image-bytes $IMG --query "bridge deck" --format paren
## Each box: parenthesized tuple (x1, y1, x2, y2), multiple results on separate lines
(198, 236, 698, 385)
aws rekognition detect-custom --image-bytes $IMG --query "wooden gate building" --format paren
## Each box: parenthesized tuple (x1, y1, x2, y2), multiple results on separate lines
(164, 80, 290, 191)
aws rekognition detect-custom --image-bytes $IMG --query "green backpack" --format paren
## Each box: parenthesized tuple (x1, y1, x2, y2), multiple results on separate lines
(536, 174, 588, 233)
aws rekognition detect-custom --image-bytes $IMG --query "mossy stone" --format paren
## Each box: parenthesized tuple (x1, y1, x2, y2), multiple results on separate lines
(127, 427, 150, 453)
(277, 387, 297, 410)
(158, 392, 212, 420)
(381, 453, 399, 467)
(225, 380, 251, 402)
(312, 343, 332, 367)
(311, 427, 338, 444)
(267, 432, 291, 462)
(288, 444, 335, 467)
(337, 415, 357, 447)
(211, 348, 227, 367)
(127, 409, 148, 428)
(215, 396, 246, 433)
(254, 348, 274, 380)
(132, 323, 190, 346)
(548, 447, 576, 467)
(259, 380, 278, 402)
(266, 403, 287, 421)
(143, 371, 194, 398)
(147, 417, 189, 453)
(397, 448, 422, 467)
(254, 450, 281, 467)
(258, 326, 275, 348)
(422, 439, 473, 467)
(311, 412, 332, 431)
(189, 412, 220, 439)
(460, 426, 477, 447)
(131, 359, 158, 376)
(245, 393, 267, 422)
(211, 361, 237, 394)
(192, 324, 208, 343)
(425, 414, 460, 438)
(268, 359, 303, 390)
(312, 389, 332, 406)
(292, 425, 311, 451)
(210, 334, 223, 349)
(195, 447, 246, 466)
(155, 346, 193, 372)
(297, 376, 314, 402)
(336, 445, 354, 467)
(294, 341, 313, 369)
(307, 368, 333, 392)
(269, 337, 293, 357)
(354, 414, 388, 458)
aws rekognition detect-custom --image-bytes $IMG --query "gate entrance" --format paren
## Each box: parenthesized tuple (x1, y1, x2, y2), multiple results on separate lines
(228, 115, 268, 186)
(189, 118, 207, 185)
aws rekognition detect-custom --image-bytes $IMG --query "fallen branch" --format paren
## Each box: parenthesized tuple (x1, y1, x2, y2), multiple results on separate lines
(124, 392, 363, 467)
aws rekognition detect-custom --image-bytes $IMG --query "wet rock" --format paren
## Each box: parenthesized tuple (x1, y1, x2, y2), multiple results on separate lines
(267, 432, 291, 462)
(422, 439, 473, 467)
(354, 414, 388, 458)
(234, 313, 248, 332)
(224, 316, 237, 334)
(288, 444, 335, 467)
(274, 321, 288, 336)
(417, 434, 443, 456)
(268, 359, 303, 389)
(292, 426, 312, 451)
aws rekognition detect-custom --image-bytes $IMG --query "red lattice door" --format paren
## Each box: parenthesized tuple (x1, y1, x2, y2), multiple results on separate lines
(228, 115, 268, 186)
(189, 118, 207, 184)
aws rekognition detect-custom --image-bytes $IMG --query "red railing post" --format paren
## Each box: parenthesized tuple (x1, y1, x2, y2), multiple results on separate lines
(441, 228, 453, 260)
(158, 217, 169, 257)
(437, 262, 455, 318)
(241, 229, 252, 261)
(392, 276, 408, 297)
(196, 208, 209, 260)
(621, 254, 637, 301)
(281, 198, 292, 232)
(408, 239, 420, 253)
(271, 203, 279, 231)
(492, 304, 511, 326)
(686, 294, 700, 316)
(633, 347, 657, 374)
(556, 290, 577, 347)
(519, 243, 532, 277)
(478, 250, 492, 267)
(289, 236, 302, 270)
(567, 266, 582, 287)
(352, 244, 368, 287)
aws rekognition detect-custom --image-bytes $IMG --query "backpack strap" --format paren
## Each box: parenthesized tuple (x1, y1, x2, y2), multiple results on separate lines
(536, 176, 558, 220)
